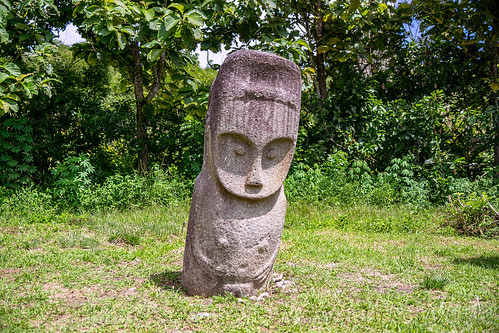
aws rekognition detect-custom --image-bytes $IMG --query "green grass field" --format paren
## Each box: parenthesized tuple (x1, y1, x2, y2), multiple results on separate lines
(0, 202, 497, 332)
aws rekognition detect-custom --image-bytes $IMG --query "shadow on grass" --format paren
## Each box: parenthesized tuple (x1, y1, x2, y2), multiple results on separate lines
(149, 269, 184, 292)
(453, 255, 499, 270)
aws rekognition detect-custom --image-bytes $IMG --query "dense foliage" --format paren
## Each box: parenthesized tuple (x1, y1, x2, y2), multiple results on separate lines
(0, 0, 497, 236)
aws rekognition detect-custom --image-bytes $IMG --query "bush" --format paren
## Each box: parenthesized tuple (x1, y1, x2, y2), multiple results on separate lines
(0, 117, 37, 188)
(444, 193, 498, 238)
(78, 173, 148, 211)
(77, 165, 191, 212)
(51, 153, 95, 208)
(0, 187, 59, 224)
(286, 152, 353, 203)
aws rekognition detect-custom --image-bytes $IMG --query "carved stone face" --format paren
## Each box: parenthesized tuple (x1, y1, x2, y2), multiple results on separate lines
(203, 50, 301, 200)
(209, 96, 297, 200)
(214, 131, 294, 200)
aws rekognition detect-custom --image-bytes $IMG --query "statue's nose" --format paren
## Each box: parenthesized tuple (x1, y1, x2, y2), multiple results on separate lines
(246, 160, 263, 189)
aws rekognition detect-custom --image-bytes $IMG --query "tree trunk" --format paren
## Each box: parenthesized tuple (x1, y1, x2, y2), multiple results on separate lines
(315, 0, 327, 99)
(131, 42, 148, 175)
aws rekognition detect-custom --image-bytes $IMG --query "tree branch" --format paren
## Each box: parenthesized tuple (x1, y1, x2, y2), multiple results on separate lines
(146, 48, 166, 101)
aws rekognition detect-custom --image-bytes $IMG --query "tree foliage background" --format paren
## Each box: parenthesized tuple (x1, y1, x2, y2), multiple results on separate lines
(0, 0, 497, 203)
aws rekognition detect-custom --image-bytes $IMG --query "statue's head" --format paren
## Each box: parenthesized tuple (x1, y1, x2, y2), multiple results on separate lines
(204, 50, 301, 200)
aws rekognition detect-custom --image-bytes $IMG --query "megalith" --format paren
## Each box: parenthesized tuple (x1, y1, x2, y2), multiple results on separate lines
(181, 49, 301, 297)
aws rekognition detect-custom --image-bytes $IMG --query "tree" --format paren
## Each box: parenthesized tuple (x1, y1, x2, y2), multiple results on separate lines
(73, 0, 209, 174)
(0, 0, 74, 187)
(0, 0, 72, 116)
(202, 0, 408, 98)
(412, 0, 499, 175)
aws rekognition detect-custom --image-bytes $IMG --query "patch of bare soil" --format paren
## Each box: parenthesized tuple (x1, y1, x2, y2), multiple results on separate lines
(338, 267, 416, 294)
(0, 226, 21, 234)
(315, 262, 341, 269)
(406, 304, 425, 316)
(0, 268, 23, 280)
(418, 257, 445, 270)
(435, 236, 499, 250)
(118, 258, 142, 268)
(43, 281, 144, 307)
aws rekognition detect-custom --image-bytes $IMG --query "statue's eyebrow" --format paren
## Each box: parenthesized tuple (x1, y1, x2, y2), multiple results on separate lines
(217, 132, 251, 142)
(232, 91, 297, 111)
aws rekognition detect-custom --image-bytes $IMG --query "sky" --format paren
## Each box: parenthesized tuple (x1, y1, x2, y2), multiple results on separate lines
(56, 24, 229, 68)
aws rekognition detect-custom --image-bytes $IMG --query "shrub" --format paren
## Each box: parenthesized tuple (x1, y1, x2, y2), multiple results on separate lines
(444, 193, 498, 238)
(78, 165, 190, 212)
(285, 152, 351, 204)
(79, 173, 148, 211)
(0, 118, 37, 188)
(51, 153, 95, 208)
(285, 152, 434, 208)
(0, 187, 59, 224)
(285, 163, 327, 203)
(146, 165, 192, 206)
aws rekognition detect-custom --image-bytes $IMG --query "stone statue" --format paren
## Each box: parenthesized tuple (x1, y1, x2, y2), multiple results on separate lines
(181, 49, 301, 297)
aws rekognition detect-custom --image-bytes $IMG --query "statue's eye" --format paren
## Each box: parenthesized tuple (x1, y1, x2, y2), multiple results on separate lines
(266, 148, 277, 160)
(262, 137, 294, 170)
(233, 144, 246, 156)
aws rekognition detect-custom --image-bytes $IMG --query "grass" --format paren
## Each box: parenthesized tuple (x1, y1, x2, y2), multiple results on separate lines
(420, 273, 451, 290)
(0, 201, 497, 332)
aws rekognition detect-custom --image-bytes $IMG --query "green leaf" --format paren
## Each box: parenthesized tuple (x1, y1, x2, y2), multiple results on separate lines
(5, 94, 19, 101)
(147, 49, 162, 62)
(144, 8, 155, 21)
(0, 0, 11, 9)
(264, 0, 276, 9)
(19, 34, 30, 42)
(116, 32, 126, 50)
(96, 28, 112, 36)
(142, 40, 160, 49)
(87, 53, 98, 65)
(192, 28, 202, 40)
(378, 3, 388, 13)
(8, 172, 19, 180)
(1, 62, 21, 76)
(130, 4, 141, 14)
(148, 19, 161, 31)
(0, 100, 9, 115)
(158, 15, 179, 40)
(168, 3, 184, 14)
(1, 98, 18, 113)
(347, 0, 361, 13)
(185, 10, 206, 27)
(14, 22, 30, 30)
(22, 83, 34, 98)
(0, 72, 8, 84)
(120, 26, 135, 35)
(295, 39, 311, 50)
(84, 5, 102, 17)
(317, 45, 329, 54)
(113, 5, 126, 14)
(114, 0, 127, 9)
(18, 164, 30, 172)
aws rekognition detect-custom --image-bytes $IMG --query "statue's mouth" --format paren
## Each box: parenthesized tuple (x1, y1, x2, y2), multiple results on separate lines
(245, 183, 263, 194)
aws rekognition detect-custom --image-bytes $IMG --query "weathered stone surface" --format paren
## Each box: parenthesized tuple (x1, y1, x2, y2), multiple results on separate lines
(181, 49, 301, 297)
